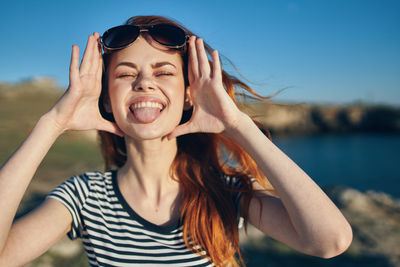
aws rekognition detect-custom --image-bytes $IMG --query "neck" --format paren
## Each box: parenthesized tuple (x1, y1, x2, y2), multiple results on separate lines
(119, 136, 179, 198)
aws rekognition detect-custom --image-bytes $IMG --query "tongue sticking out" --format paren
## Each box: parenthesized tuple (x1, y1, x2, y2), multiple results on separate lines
(132, 107, 162, 123)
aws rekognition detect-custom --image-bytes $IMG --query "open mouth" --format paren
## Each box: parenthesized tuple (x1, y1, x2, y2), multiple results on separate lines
(130, 101, 164, 110)
(129, 100, 166, 123)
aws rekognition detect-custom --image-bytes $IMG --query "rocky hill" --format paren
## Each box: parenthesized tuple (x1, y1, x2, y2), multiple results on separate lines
(240, 186, 400, 266)
(0, 77, 61, 98)
(241, 101, 400, 136)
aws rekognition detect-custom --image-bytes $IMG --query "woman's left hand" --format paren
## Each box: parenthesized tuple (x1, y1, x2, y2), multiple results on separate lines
(168, 37, 353, 258)
(167, 36, 245, 139)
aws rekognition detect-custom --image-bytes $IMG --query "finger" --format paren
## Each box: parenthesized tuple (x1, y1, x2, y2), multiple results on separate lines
(94, 33, 103, 89)
(93, 32, 101, 42)
(211, 50, 222, 81)
(167, 122, 195, 140)
(92, 33, 101, 68)
(196, 38, 210, 77)
(69, 45, 80, 86)
(188, 36, 199, 82)
(95, 50, 103, 90)
(79, 35, 95, 74)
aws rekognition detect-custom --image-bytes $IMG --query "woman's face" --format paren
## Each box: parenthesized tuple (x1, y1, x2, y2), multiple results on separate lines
(107, 35, 187, 140)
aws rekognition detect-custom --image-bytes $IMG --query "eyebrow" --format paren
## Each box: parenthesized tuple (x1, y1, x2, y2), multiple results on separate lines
(115, 62, 138, 69)
(151, 61, 177, 69)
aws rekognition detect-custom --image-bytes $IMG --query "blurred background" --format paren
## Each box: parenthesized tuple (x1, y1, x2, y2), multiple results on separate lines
(0, 0, 399, 266)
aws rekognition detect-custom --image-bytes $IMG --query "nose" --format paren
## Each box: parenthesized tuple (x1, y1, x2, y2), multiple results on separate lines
(132, 74, 155, 91)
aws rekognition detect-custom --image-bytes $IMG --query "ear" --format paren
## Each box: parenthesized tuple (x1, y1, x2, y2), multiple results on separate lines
(183, 86, 193, 110)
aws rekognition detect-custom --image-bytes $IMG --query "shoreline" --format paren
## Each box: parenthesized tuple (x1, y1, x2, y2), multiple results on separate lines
(240, 101, 400, 136)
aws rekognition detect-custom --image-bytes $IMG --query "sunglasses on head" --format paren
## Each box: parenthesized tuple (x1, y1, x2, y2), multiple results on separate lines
(100, 24, 190, 52)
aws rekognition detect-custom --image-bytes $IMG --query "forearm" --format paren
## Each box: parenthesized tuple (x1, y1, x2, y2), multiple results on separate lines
(0, 111, 63, 250)
(224, 113, 352, 253)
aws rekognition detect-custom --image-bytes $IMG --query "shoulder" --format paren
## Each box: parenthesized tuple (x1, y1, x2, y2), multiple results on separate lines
(82, 170, 114, 189)
(49, 170, 115, 199)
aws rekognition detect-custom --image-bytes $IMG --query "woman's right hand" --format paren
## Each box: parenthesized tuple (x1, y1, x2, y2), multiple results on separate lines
(47, 32, 122, 136)
(0, 33, 122, 265)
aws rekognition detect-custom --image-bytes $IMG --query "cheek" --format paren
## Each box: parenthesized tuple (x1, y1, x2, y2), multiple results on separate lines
(107, 81, 127, 113)
(168, 74, 186, 98)
(171, 83, 186, 109)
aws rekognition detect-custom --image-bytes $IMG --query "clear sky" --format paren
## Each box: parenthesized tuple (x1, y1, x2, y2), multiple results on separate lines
(1, 0, 399, 105)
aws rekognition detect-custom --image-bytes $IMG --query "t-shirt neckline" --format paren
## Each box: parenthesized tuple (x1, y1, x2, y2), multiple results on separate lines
(111, 169, 182, 235)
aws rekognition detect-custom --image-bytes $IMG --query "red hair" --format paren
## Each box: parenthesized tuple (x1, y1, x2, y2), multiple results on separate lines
(98, 15, 273, 266)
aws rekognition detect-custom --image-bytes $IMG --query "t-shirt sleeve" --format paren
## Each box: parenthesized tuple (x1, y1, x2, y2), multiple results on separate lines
(46, 174, 90, 240)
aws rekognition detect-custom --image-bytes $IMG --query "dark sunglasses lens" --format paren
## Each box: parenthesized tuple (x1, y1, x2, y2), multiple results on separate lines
(149, 24, 186, 47)
(103, 25, 140, 49)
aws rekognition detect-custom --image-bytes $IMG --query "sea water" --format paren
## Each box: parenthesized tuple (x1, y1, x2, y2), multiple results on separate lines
(273, 133, 400, 198)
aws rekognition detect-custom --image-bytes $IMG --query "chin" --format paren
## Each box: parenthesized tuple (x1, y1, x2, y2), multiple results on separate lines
(123, 125, 175, 141)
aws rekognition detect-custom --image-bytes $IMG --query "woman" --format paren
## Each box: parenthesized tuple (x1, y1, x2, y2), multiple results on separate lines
(0, 15, 352, 266)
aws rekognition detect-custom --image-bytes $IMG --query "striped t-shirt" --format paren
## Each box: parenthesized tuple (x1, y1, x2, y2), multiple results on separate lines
(47, 170, 243, 266)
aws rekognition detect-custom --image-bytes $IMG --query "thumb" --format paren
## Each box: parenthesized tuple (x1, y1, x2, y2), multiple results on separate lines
(167, 122, 195, 140)
(98, 119, 124, 137)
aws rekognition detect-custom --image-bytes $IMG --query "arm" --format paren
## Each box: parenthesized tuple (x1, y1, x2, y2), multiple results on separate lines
(0, 33, 120, 264)
(169, 36, 352, 258)
(0, 114, 73, 265)
(228, 114, 353, 258)
(0, 198, 72, 266)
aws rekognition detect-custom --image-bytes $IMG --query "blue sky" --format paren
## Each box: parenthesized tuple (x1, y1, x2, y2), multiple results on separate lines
(1, 0, 399, 105)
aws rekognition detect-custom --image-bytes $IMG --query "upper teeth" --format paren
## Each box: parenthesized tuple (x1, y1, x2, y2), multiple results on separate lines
(132, 101, 163, 109)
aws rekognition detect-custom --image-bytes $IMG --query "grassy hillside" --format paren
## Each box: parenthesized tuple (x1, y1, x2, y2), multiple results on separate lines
(0, 80, 104, 204)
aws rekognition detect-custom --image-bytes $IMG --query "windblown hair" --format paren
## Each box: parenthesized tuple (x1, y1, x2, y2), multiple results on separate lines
(98, 15, 274, 266)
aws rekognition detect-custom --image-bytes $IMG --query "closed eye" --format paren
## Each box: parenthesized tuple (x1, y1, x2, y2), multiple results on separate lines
(117, 73, 137, 79)
(155, 72, 173, 77)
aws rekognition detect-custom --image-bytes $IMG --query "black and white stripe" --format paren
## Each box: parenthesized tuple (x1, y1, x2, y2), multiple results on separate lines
(47, 170, 243, 266)
(47, 171, 211, 266)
